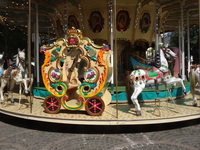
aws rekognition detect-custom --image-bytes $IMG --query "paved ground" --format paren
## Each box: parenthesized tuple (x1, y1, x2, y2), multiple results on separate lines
(0, 113, 200, 150)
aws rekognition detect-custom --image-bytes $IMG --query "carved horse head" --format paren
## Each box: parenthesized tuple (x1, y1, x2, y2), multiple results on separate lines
(162, 47, 177, 59)
(13, 48, 26, 71)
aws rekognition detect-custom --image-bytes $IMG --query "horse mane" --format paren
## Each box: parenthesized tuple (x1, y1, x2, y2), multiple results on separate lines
(8, 54, 19, 68)
(13, 54, 18, 58)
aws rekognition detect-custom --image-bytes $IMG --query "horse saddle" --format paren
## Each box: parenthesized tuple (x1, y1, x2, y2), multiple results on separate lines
(5, 66, 13, 78)
(142, 67, 162, 80)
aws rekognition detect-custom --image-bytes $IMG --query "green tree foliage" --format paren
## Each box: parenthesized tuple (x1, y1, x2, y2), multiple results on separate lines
(169, 25, 199, 63)
(169, 31, 179, 47)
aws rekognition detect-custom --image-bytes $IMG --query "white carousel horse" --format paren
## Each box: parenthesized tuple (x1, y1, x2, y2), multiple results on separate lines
(129, 46, 186, 116)
(0, 52, 5, 97)
(190, 64, 199, 106)
(191, 64, 200, 87)
(0, 48, 32, 106)
(0, 52, 5, 78)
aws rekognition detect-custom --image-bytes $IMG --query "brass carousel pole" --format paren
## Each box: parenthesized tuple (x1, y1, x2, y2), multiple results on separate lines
(187, 9, 190, 77)
(199, 0, 200, 64)
(181, 0, 185, 80)
(109, 0, 114, 94)
(28, 0, 32, 113)
(155, 0, 159, 68)
(108, 0, 118, 118)
(64, 0, 68, 38)
(35, 3, 40, 87)
(113, 0, 118, 118)
(199, 0, 200, 97)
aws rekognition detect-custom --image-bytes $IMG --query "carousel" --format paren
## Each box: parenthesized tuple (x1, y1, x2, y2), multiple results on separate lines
(0, 0, 199, 125)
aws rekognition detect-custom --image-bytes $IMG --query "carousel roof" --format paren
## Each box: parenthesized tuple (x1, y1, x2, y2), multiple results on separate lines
(158, 0, 199, 31)
(0, 0, 79, 35)
(0, 0, 199, 35)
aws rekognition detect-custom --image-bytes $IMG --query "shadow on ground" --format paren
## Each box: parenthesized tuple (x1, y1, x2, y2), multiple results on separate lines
(0, 113, 200, 134)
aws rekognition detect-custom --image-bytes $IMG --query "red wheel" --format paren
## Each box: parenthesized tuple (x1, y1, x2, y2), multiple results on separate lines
(85, 96, 105, 116)
(43, 95, 61, 114)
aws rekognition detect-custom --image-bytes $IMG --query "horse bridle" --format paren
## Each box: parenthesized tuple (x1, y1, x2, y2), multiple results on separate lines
(17, 54, 26, 69)
(162, 47, 174, 58)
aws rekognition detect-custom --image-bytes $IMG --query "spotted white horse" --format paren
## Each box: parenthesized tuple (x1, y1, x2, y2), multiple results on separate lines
(190, 64, 199, 107)
(129, 46, 187, 116)
(0, 48, 32, 106)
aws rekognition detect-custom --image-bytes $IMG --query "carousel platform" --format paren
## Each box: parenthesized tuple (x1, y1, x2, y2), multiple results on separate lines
(0, 88, 200, 126)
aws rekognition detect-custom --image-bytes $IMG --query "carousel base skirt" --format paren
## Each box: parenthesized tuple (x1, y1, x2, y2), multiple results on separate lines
(32, 81, 191, 103)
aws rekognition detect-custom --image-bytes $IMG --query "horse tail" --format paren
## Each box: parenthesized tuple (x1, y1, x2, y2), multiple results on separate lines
(125, 71, 133, 104)
(190, 68, 196, 95)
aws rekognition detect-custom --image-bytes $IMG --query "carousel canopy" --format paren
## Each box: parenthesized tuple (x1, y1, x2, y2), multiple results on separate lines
(0, 0, 199, 36)
(158, 0, 199, 31)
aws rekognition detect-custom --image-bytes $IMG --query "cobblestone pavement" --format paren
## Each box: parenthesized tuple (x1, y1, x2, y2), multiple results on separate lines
(0, 113, 200, 150)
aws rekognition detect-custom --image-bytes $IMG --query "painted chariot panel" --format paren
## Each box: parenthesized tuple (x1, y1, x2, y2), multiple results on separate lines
(40, 28, 112, 116)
